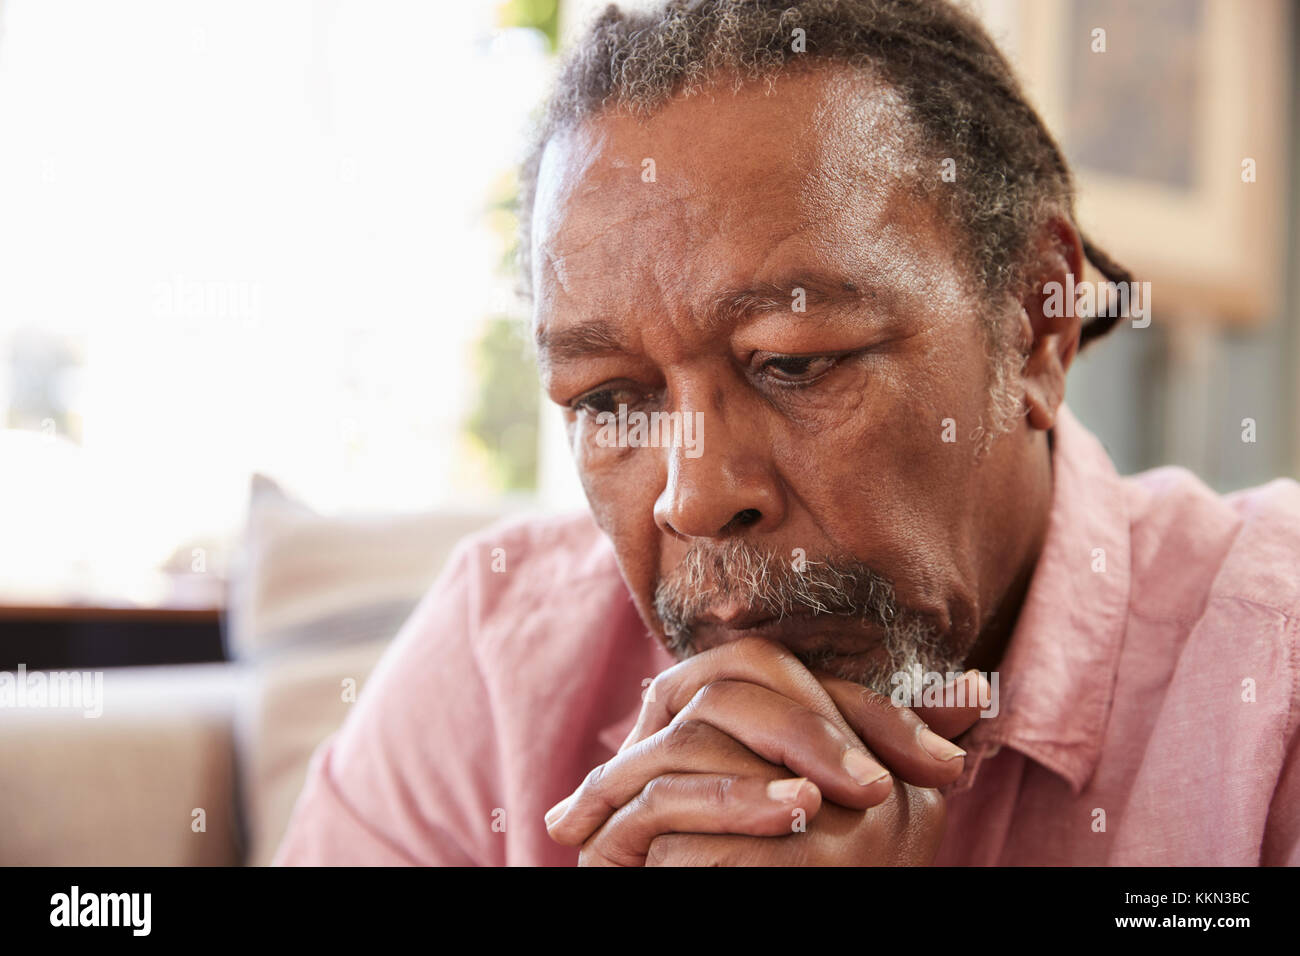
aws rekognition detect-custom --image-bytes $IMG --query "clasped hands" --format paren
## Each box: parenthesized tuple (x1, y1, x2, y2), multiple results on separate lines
(544, 636, 988, 866)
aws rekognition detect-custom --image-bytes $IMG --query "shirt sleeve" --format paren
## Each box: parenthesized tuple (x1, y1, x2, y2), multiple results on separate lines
(272, 538, 502, 866)
(1260, 614, 1300, 866)
(271, 740, 477, 865)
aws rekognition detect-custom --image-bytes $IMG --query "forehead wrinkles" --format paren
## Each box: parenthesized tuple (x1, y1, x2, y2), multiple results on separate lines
(535, 73, 839, 254)
(796, 70, 974, 306)
(532, 66, 962, 331)
(535, 171, 800, 341)
(534, 135, 713, 312)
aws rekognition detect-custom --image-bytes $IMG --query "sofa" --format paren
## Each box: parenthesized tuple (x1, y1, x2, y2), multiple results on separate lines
(0, 475, 506, 865)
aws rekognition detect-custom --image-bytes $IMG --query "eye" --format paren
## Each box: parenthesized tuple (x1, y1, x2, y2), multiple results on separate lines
(757, 353, 839, 385)
(570, 384, 647, 416)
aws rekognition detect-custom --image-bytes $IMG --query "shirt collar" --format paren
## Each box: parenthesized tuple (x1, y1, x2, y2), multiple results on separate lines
(596, 403, 1131, 795)
(952, 402, 1131, 795)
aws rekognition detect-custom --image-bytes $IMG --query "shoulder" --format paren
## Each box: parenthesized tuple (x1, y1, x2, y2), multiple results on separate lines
(1216, 478, 1300, 619)
(451, 508, 615, 573)
(439, 508, 620, 601)
(422, 509, 639, 657)
(358, 507, 633, 723)
(1123, 466, 1300, 622)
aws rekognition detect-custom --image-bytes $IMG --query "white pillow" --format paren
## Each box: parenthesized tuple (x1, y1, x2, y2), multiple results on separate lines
(225, 474, 503, 864)
(225, 474, 502, 660)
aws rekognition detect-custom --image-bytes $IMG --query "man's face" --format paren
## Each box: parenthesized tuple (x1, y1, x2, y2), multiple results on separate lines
(531, 66, 1035, 691)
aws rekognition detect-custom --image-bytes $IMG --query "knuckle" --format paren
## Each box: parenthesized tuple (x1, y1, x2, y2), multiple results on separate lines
(579, 760, 609, 802)
(580, 835, 636, 868)
(662, 717, 708, 754)
(645, 661, 693, 712)
(792, 706, 840, 746)
(734, 634, 816, 683)
(638, 774, 677, 808)
(646, 833, 716, 867)
(702, 775, 735, 809)
(731, 635, 787, 668)
(576, 837, 616, 867)
(683, 678, 735, 715)
(840, 682, 925, 742)
(646, 671, 672, 705)
(646, 833, 679, 867)
(856, 682, 910, 721)
(772, 648, 814, 681)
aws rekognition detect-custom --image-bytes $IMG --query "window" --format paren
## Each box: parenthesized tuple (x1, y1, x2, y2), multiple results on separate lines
(0, 0, 560, 605)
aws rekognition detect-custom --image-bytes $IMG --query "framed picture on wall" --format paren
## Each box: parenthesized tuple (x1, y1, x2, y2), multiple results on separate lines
(1013, 0, 1291, 325)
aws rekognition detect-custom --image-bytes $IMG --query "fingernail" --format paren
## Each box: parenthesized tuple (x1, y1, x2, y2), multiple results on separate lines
(544, 797, 571, 828)
(842, 748, 890, 787)
(919, 728, 966, 762)
(767, 777, 808, 802)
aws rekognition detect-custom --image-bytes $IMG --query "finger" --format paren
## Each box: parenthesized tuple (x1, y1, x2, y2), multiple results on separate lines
(646, 783, 947, 866)
(580, 774, 821, 867)
(670, 679, 893, 809)
(814, 673, 967, 788)
(546, 718, 783, 846)
(645, 831, 803, 867)
(912, 670, 991, 740)
(623, 635, 864, 751)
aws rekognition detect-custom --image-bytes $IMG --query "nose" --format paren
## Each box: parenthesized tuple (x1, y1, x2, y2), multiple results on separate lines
(653, 405, 785, 540)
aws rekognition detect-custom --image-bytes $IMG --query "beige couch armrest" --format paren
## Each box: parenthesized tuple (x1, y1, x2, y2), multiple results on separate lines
(0, 663, 243, 866)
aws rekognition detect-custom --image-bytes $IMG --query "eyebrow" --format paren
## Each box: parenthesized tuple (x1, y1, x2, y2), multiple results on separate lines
(704, 276, 868, 331)
(535, 274, 871, 364)
(534, 319, 630, 364)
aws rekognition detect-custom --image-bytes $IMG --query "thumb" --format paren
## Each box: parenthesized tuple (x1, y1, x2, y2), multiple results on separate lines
(913, 669, 991, 740)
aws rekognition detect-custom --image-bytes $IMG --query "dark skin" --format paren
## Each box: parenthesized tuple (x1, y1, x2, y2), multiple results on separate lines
(532, 65, 1083, 865)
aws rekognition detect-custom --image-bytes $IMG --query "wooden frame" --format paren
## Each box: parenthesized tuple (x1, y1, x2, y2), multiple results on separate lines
(1012, 0, 1290, 325)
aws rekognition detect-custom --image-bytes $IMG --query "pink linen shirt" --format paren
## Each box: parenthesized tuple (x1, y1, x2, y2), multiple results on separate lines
(273, 404, 1300, 866)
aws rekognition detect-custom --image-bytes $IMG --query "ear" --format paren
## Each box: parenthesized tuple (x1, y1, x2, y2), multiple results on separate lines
(1017, 216, 1084, 432)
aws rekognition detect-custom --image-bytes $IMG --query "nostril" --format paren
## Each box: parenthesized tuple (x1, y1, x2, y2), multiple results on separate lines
(731, 508, 761, 529)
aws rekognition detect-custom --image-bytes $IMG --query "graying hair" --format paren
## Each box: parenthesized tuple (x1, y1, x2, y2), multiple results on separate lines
(518, 0, 1133, 354)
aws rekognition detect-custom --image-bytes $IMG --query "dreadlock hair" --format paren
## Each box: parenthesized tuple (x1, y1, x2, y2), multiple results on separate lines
(517, 0, 1134, 353)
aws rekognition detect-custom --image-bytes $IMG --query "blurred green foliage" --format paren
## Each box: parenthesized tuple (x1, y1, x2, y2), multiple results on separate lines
(497, 0, 560, 51)
(467, 316, 540, 492)
(465, 172, 540, 493)
(462, 1, 560, 494)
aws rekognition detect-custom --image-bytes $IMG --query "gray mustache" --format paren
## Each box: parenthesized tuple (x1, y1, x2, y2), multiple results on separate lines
(652, 539, 903, 655)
